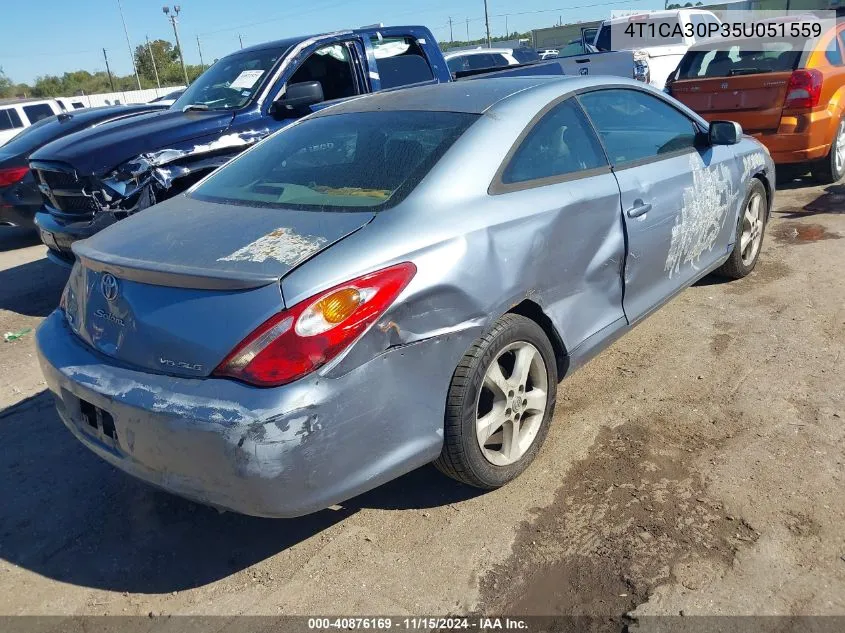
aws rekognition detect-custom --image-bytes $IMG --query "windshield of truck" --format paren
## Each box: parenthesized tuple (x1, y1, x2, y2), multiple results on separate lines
(190, 110, 478, 211)
(677, 40, 802, 79)
(173, 47, 287, 111)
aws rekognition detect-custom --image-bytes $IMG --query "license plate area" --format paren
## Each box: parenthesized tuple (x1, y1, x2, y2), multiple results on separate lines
(71, 394, 120, 451)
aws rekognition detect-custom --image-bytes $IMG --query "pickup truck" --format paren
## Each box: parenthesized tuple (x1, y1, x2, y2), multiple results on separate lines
(555, 9, 721, 90)
(31, 26, 461, 266)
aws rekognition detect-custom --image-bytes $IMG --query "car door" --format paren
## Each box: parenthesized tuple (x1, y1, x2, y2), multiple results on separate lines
(579, 87, 738, 323)
(488, 97, 626, 354)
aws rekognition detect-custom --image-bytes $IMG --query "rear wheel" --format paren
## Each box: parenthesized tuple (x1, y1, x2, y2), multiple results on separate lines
(434, 314, 557, 489)
(716, 178, 768, 280)
(812, 117, 845, 184)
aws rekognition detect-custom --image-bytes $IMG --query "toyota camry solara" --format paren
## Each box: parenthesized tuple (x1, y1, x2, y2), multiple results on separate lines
(36, 76, 775, 517)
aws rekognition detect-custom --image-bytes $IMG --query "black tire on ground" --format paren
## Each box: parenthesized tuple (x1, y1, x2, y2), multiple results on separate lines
(716, 178, 768, 280)
(434, 313, 558, 489)
(811, 117, 845, 184)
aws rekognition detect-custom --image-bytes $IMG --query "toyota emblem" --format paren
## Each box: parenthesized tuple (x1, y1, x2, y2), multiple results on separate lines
(101, 273, 119, 302)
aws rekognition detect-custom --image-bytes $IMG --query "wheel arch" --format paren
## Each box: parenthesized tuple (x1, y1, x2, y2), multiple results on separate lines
(507, 299, 570, 380)
(752, 172, 773, 218)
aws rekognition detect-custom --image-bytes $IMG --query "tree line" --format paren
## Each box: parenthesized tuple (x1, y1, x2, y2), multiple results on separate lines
(0, 39, 206, 99)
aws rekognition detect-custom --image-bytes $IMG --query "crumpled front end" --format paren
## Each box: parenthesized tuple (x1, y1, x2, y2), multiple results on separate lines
(33, 129, 270, 217)
(31, 129, 271, 262)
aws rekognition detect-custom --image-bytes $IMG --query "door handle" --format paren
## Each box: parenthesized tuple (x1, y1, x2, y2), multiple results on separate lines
(575, 58, 591, 63)
(626, 200, 652, 218)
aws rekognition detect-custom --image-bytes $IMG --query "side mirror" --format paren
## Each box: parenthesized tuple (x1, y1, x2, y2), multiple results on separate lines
(271, 81, 324, 116)
(709, 120, 742, 145)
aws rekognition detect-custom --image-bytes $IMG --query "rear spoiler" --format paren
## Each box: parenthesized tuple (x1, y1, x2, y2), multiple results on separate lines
(454, 60, 566, 81)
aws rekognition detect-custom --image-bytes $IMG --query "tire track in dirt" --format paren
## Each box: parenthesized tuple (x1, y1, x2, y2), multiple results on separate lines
(478, 414, 758, 627)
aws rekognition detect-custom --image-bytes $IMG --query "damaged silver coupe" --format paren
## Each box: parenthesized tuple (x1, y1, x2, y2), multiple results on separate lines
(36, 76, 774, 517)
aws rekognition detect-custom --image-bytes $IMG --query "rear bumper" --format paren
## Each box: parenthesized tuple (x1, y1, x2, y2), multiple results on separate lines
(36, 310, 465, 518)
(751, 110, 837, 165)
(0, 202, 38, 229)
(0, 175, 41, 229)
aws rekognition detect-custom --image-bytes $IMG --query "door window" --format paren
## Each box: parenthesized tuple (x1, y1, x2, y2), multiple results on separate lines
(370, 36, 434, 88)
(579, 89, 697, 166)
(497, 99, 607, 188)
(288, 43, 359, 102)
(22, 103, 55, 124)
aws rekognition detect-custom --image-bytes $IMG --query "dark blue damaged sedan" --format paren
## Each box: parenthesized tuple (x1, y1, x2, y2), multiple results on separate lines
(36, 76, 774, 517)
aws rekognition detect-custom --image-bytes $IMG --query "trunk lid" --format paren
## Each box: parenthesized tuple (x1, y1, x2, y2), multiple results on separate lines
(66, 196, 375, 377)
(671, 72, 793, 132)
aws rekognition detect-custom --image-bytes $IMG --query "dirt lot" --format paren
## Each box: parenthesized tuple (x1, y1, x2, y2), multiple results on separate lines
(0, 178, 843, 626)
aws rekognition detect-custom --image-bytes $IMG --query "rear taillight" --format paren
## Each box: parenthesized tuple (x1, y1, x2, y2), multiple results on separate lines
(0, 167, 28, 187)
(214, 262, 416, 387)
(784, 69, 823, 109)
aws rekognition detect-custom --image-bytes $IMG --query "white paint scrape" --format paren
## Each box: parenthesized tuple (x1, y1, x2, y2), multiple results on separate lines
(741, 151, 767, 182)
(664, 155, 735, 278)
(218, 227, 327, 265)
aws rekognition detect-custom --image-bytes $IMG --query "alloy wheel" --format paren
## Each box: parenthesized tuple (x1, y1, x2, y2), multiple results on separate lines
(740, 191, 764, 266)
(475, 341, 549, 466)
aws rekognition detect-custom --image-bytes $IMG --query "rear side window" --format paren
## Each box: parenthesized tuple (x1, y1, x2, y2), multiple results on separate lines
(512, 49, 540, 64)
(579, 89, 697, 166)
(678, 41, 801, 79)
(72, 102, 85, 109)
(825, 32, 843, 66)
(23, 103, 55, 124)
(501, 99, 607, 186)
(491, 54, 510, 67)
(191, 110, 478, 211)
(371, 36, 434, 89)
(0, 108, 23, 131)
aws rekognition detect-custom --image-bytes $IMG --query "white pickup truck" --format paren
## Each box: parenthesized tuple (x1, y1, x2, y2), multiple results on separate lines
(555, 9, 721, 90)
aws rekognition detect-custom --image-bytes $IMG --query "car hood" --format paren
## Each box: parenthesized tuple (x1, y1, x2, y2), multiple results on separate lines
(72, 194, 376, 290)
(29, 109, 235, 176)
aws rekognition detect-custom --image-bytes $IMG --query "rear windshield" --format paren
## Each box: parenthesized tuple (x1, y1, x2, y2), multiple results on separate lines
(191, 110, 478, 211)
(678, 40, 802, 79)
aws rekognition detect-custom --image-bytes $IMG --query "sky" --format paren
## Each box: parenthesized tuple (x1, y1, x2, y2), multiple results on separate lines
(0, 0, 663, 84)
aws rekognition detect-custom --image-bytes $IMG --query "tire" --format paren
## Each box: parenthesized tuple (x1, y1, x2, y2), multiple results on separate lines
(812, 117, 845, 184)
(716, 178, 768, 280)
(434, 313, 558, 489)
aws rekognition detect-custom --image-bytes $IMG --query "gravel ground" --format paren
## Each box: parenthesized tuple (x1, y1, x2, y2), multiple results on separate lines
(0, 177, 842, 626)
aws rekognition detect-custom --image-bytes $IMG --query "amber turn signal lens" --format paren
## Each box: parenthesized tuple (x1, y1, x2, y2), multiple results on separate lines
(315, 288, 362, 324)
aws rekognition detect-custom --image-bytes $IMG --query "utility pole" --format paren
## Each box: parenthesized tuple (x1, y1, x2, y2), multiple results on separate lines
(483, 0, 492, 48)
(116, 0, 142, 90)
(239, 33, 244, 49)
(505, 15, 509, 38)
(196, 35, 205, 70)
(146, 35, 161, 90)
(163, 5, 190, 86)
(448, 17, 453, 43)
(466, 17, 470, 41)
(103, 48, 116, 92)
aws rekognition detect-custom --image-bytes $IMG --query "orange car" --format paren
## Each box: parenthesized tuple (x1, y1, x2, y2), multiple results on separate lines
(668, 22, 845, 182)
